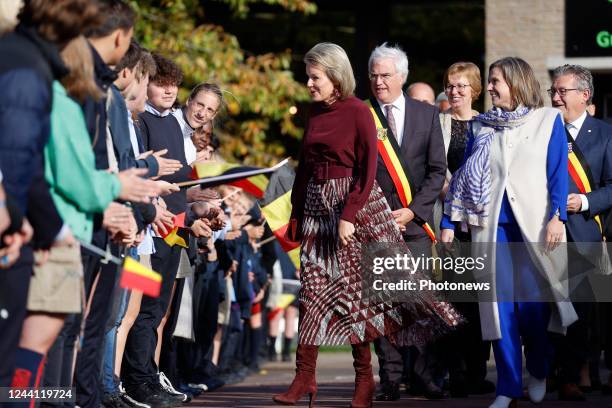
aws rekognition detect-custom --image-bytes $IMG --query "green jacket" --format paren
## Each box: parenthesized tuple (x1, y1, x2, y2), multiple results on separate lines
(44, 81, 121, 242)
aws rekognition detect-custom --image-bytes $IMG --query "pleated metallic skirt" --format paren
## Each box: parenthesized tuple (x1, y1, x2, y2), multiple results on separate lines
(298, 177, 462, 346)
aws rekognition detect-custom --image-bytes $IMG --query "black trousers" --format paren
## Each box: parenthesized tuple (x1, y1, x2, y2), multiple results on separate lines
(444, 301, 490, 383)
(218, 305, 244, 373)
(553, 243, 596, 385)
(0, 248, 33, 386)
(74, 246, 121, 408)
(177, 263, 220, 382)
(41, 314, 77, 408)
(159, 277, 185, 385)
(604, 302, 612, 370)
(122, 239, 181, 386)
(373, 236, 445, 386)
(555, 302, 593, 384)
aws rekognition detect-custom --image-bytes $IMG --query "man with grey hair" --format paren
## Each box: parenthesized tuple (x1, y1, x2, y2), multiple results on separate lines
(549, 64, 612, 401)
(366, 42, 447, 401)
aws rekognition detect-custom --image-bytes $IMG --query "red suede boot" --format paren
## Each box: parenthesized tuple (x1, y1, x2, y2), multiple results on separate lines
(273, 344, 318, 406)
(350, 342, 375, 408)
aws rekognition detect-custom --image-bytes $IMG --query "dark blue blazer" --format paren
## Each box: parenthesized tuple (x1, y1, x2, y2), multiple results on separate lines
(0, 24, 65, 248)
(108, 86, 158, 176)
(566, 114, 612, 243)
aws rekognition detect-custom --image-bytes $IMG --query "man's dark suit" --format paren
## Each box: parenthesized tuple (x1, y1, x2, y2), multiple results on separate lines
(374, 95, 446, 239)
(558, 114, 612, 389)
(566, 115, 612, 243)
(371, 94, 447, 394)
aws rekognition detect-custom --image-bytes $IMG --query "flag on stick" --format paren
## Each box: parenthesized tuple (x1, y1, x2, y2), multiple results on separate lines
(180, 158, 289, 195)
(159, 212, 188, 248)
(260, 164, 300, 268)
(261, 190, 300, 268)
(120, 256, 162, 297)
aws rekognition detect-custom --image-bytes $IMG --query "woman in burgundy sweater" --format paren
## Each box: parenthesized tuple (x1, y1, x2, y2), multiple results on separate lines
(273, 43, 460, 408)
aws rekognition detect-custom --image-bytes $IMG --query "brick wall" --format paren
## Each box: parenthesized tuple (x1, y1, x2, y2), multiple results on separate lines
(485, 0, 564, 108)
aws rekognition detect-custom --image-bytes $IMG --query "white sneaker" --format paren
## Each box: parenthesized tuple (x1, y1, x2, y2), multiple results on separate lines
(528, 374, 546, 403)
(187, 382, 209, 391)
(158, 371, 188, 402)
(489, 395, 513, 408)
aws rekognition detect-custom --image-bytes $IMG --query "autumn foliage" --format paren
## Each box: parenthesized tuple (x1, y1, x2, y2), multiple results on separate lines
(132, 0, 316, 165)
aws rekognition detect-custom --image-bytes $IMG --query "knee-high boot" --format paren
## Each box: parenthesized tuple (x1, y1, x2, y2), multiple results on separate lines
(350, 342, 375, 408)
(272, 344, 318, 406)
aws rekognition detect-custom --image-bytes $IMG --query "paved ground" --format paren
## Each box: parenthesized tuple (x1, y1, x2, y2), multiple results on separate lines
(187, 352, 612, 407)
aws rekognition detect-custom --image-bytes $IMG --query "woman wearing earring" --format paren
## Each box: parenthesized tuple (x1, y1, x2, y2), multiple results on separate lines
(441, 57, 577, 408)
(273, 42, 461, 408)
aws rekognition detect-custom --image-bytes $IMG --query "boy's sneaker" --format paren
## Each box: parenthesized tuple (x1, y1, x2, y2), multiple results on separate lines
(157, 372, 190, 403)
(117, 383, 151, 408)
(178, 382, 203, 396)
(124, 382, 178, 408)
(101, 392, 132, 408)
(203, 377, 225, 392)
(186, 381, 208, 392)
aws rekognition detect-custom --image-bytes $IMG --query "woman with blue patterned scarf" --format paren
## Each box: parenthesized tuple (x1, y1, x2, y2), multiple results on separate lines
(440, 57, 577, 408)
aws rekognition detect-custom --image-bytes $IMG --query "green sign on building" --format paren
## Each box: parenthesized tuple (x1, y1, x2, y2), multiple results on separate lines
(566, 0, 612, 57)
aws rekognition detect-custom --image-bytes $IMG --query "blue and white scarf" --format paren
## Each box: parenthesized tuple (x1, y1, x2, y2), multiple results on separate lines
(444, 106, 533, 227)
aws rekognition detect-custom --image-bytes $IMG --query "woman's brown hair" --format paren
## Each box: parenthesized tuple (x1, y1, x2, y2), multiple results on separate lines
(18, 0, 100, 47)
(489, 57, 543, 110)
(60, 36, 104, 102)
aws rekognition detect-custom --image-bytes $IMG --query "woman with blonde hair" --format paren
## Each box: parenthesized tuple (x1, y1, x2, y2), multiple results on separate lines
(441, 57, 577, 408)
(434, 62, 482, 236)
(274, 42, 461, 408)
(436, 61, 495, 397)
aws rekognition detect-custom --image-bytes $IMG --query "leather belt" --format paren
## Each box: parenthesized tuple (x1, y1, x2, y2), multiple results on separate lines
(312, 162, 354, 181)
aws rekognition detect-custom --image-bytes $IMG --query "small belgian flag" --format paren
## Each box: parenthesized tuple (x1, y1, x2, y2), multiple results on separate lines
(261, 164, 300, 268)
(120, 257, 162, 297)
(160, 212, 188, 248)
(192, 162, 269, 198)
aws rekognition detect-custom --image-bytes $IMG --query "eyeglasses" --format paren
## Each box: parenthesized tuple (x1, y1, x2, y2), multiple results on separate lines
(445, 84, 471, 93)
(547, 88, 579, 97)
(368, 72, 397, 82)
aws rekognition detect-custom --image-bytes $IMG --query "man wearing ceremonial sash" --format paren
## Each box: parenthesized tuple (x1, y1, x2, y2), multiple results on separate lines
(366, 43, 447, 401)
(549, 64, 612, 401)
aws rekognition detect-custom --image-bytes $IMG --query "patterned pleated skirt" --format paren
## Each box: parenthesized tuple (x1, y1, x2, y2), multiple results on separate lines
(298, 176, 461, 346)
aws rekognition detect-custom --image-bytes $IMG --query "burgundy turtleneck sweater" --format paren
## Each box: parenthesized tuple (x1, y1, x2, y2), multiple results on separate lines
(291, 96, 378, 223)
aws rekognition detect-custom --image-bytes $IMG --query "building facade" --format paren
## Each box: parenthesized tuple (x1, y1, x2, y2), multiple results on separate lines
(486, 0, 612, 121)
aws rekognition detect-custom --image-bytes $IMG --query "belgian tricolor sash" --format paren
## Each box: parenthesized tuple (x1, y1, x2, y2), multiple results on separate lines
(567, 133, 603, 235)
(365, 98, 436, 242)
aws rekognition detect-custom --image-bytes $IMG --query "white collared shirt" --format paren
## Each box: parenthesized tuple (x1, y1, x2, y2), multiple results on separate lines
(128, 107, 155, 255)
(378, 94, 406, 145)
(172, 108, 197, 165)
(565, 110, 588, 140)
(127, 111, 140, 157)
(565, 110, 589, 211)
(145, 102, 172, 117)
